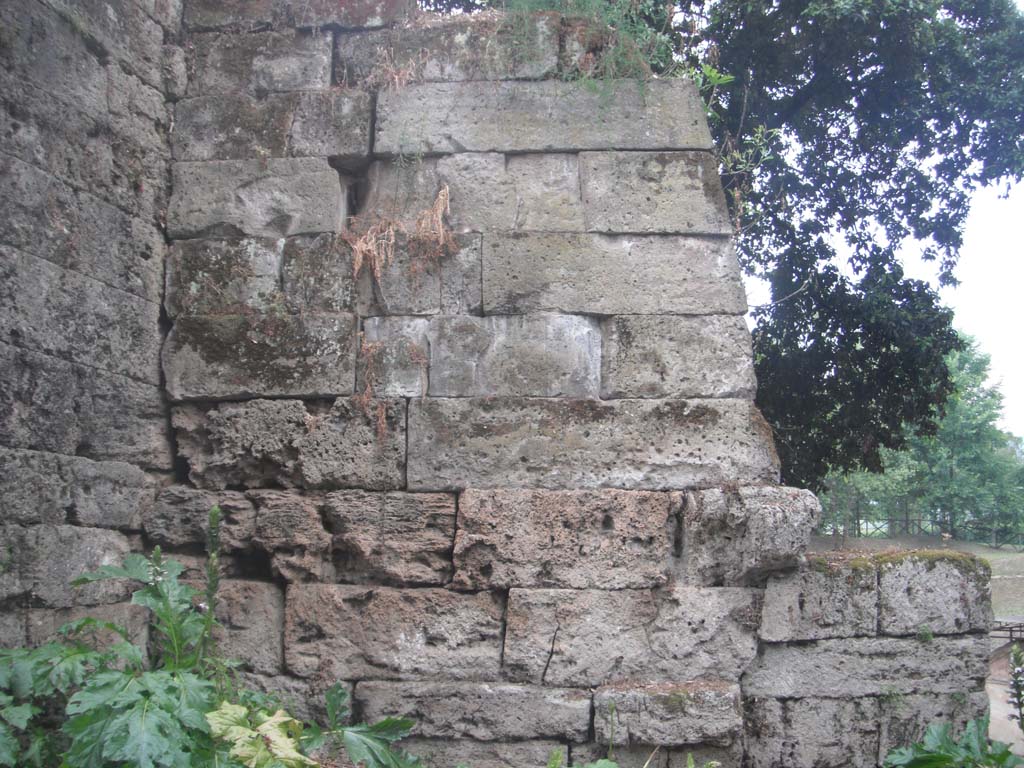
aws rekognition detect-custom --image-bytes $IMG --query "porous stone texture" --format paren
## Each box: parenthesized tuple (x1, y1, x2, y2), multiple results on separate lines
(679, 486, 820, 586)
(760, 562, 879, 641)
(407, 398, 780, 491)
(184, 0, 415, 30)
(398, 739, 567, 768)
(144, 486, 257, 551)
(214, 580, 285, 675)
(594, 682, 743, 747)
(452, 489, 674, 590)
(876, 554, 993, 636)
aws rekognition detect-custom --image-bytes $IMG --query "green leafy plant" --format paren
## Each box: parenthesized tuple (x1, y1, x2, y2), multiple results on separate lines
(883, 717, 1023, 767)
(1009, 644, 1024, 737)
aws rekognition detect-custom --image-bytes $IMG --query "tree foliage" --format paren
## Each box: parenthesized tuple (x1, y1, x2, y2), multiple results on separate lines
(419, 0, 1024, 490)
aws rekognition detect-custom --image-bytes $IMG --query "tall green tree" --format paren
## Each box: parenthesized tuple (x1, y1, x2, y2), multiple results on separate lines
(419, 0, 1024, 490)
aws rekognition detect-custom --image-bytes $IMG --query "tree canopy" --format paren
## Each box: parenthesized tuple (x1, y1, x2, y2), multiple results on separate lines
(419, 0, 1024, 490)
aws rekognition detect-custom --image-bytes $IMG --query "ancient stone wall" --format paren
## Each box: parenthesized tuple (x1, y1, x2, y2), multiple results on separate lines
(0, 2, 993, 766)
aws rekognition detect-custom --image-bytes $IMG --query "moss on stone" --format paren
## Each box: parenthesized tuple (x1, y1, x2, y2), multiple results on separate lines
(871, 549, 991, 582)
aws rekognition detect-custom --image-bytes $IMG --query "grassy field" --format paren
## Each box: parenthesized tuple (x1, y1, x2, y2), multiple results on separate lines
(809, 534, 1024, 619)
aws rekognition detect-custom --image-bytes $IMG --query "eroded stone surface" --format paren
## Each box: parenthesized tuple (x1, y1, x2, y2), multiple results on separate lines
(877, 554, 993, 637)
(187, 30, 332, 95)
(601, 315, 755, 399)
(594, 682, 742, 747)
(285, 585, 503, 680)
(503, 587, 761, 686)
(248, 490, 333, 582)
(877, 691, 989, 762)
(760, 563, 878, 641)
(172, 398, 406, 490)
(399, 739, 566, 768)
(356, 681, 591, 741)
(184, 0, 415, 30)
(482, 234, 747, 315)
(146, 486, 256, 552)
(679, 486, 820, 586)
(452, 489, 673, 590)
(215, 580, 285, 675)
(407, 398, 779, 491)
(19, 525, 134, 608)
(377, 80, 711, 154)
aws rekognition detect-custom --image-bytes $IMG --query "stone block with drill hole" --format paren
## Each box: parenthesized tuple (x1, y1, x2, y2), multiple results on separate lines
(876, 552, 993, 637)
(407, 398, 779, 491)
(168, 158, 344, 239)
(601, 315, 756, 399)
(186, 30, 332, 96)
(741, 635, 990, 698)
(146, 486, 256, 552)
(285, 585, 504, 680)
(579, 151, 731, 234)
(482, 234, 747, 315)
(163, 313, 358, 400)
(679, 486, 820, 586)
(376, 80, 712, 154)
(503, 586, 761, 686)
(759, 560, 878, 641)
(335, 13, 559, 84)
(355, 681, 592, 742)
(594, 681, 743, 747)
(451, 489, 674, 590)
(172, 398, 406, 490)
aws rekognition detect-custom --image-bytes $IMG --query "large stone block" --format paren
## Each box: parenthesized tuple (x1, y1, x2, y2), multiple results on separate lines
(594, 682, 742, 747)
(26, 602, 149, 649)
(172, 398, 406, 490)
(482, 234, 747, 315)
(168, 158, 345, 239)
(288, 90, 373, 160)
(248, 490, 333, 582)
(407, 398, 779, 491)
(145, 486, 257, 552)
(580, 151, 730, 234)
(503, 587, 761, 686)
(376, 80, 711, 154)
(0, 342, 171, 470)
(186, 30, 332, 95)
(214, 580, 284, 675)
(679, 486, 820, 587)
(163, 313, 358, 400)
(601, 316, 755, 399)
(759, 562, 878, 642)
(400, 739, 566, 768)
(236, 672, 340, 725)
(184, 0, 414, 30)
(356, 681, 591, 742)
(743, 697, 881, 768)
(0, 155, 163, 302)
(1, 245, 162, 385)
(741, 635, 990, 698)
(362, 315, 601, 398)
(20, 525, 134, 608)
(574, 745, 740, 768)
(336, 14, 559, 84)
(876, 552, 993, 636)
(877, 691, 989, 762)
(452, 489, 674, 590)
(285, 585, 503, 680)
(165, 235, 356, 318)
(323, 491, 456, 585)
(0, 448, 154, 529)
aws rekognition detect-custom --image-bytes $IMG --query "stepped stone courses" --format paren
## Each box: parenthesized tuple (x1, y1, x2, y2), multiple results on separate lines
(0, 4, 993, 768)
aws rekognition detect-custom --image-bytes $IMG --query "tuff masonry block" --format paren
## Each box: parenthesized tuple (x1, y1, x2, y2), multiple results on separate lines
(759, 562, 878, 641)
(146, 486, 256, 551)
(186, 30, 332, 96)
(184, 0, 415, 30)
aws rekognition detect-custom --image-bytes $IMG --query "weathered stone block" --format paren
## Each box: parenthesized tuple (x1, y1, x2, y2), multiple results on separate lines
(0, 448, 154, 529)
(21, 525, 134, 608)
(163, 313, 358, 400)
(324, 491, 456, 585)
(580, 151, 730, 234)
(679, 486, 820, 586)
(168, 158, 344, 239)
(248, 490, 333, 582)
(289, 90, 373, 160)
(743, 697, 881, 768)
(572, 745, 669, 768)
(172, 398, 406, 490)
(601, 316, 755, 399)
(594, 682, 742, 747)
(214, 580, 284, 675)
(877, 552, 993, 636)
(356, 681, 591, 741)
(0, 342, 172, 470)
(400, 739, 566, 768)
(336, 13, 559, 84)
(187, 30, 332, 96)
(741, 635, 990, 697)
(26, 603, 149, 648)
(285, 585, 503, 680)
(282, 234, 358, 312)
(877, 691, 989, 762)
(0, 246, 162, 385)
(376, 80, 712, 154)
(407, 398, 779, 491)
(184, 0, 414, 30)
(482, 234, 747, 315)
(163, 44, 188, 99)
(452, 489, 673, 590)
(503, 587, 760, 687)
(0, 612, 24, 648)
(759, 562, 878, 641)
(173, 94, 296, 161)
(359, 317, 430, 397)
(146, 486, 256, 552)
(235, 672, 342, 725)
(0, 155, 163, 303)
